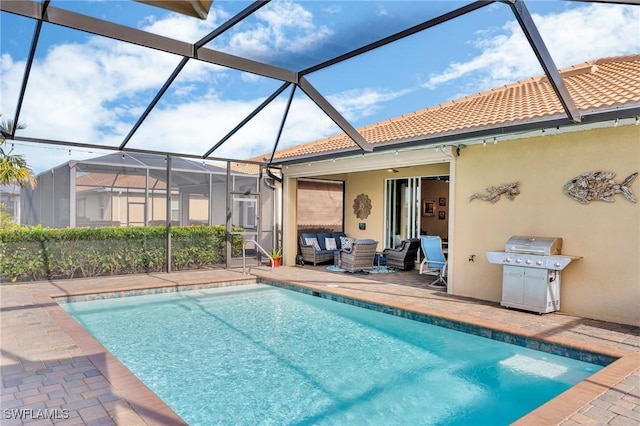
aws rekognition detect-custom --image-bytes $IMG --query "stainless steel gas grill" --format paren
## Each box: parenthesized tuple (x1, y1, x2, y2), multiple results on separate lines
(486, 236, 582, 314)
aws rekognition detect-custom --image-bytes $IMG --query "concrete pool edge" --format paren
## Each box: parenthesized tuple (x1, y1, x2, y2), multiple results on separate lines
(34, 275, 257, 426)
(257, 277, 638, 425)
(17, 270, 637, 425)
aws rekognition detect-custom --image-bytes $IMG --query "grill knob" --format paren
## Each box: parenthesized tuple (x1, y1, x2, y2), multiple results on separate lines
(526, 259, 532, 265)
(516, 258, 522, 264)
(536, 260, 543, 266)
(505, 257, 512, 263)
(554, 262, 561, 268)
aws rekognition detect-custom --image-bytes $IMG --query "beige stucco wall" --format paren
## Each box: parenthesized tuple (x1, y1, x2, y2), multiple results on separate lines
(282, 125, 638, 325)
(342, 165, 449, 247)
(453, 125, 639, 326)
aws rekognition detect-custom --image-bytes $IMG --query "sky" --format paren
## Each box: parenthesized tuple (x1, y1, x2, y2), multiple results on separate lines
(1, 0, 639, 173)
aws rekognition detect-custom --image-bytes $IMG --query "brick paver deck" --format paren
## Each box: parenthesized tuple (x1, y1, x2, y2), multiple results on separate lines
(1, 266, 638, 425)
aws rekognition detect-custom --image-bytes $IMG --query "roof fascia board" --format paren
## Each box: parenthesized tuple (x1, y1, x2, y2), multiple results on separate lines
(283, 147, 454, 178)
(506, 0, 581, 123)
(273, 104, 640, 166)
(298, 76, 373, 152)
(1, 1, 296, 83)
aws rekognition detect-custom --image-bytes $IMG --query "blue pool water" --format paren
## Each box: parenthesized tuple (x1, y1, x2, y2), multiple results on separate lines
(62, 284, 602, 425)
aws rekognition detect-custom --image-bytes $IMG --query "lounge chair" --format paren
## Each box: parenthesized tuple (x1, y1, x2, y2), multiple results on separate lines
(338, 239, 378, 273)
(382, 238, 420, 270)
(419, 236, 447, 288)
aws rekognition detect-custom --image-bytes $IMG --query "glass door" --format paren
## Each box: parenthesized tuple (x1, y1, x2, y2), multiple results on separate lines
(384, 177, 421, 249)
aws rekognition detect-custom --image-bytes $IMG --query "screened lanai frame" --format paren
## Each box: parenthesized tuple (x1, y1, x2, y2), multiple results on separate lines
(2, 0, 639, 167)
(1, 0, 639, 275)
(18, 151, 280, 271)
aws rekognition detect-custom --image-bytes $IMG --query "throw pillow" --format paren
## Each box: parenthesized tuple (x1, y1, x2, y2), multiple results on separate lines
(340, 236, 354, 251)
(305, 237, 321, 251)
(325, 237, 337, 250)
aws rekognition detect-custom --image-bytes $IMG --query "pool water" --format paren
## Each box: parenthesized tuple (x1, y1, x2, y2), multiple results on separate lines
(62, 284, 602, 425)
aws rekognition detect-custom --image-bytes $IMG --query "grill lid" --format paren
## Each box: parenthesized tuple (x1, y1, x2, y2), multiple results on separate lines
(505, 236, 562, 255)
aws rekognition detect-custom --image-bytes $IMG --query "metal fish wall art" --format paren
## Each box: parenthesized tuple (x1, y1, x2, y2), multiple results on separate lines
(469, 182, 520, 203)
(564, 171, 638, 204)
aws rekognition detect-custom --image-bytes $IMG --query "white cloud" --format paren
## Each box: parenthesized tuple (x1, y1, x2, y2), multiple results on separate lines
(328, 88, 413, 122)
(223, 0, 333, 58)
(423, 3, 640, 93)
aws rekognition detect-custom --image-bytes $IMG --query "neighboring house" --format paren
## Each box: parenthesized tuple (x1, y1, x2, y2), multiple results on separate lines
(262, 55, 640, 326)
(21, 152, 274, 240)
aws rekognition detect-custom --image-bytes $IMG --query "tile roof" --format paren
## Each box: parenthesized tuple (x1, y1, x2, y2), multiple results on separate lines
(76, 172, 166, 190)
(264, 54, 640, 162)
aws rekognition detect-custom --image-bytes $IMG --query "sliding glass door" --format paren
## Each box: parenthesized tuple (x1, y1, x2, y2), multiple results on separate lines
(384, 177, 421, 249)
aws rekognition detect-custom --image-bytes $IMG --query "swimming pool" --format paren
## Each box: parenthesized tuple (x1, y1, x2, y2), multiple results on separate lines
(61, 283, 604, 425)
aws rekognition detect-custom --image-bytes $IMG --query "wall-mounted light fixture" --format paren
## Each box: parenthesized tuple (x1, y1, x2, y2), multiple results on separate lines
(387, 168, 399, 173)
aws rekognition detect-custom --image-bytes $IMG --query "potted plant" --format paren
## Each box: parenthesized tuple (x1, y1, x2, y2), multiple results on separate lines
(269, 248, 282, 267)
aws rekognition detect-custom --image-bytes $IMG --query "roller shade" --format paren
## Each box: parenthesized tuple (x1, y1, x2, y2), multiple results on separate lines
(297, 179, 343, 232)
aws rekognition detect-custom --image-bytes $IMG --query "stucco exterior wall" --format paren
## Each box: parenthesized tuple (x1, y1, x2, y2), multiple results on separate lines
(342, 165, 450, 248)
(453, 125, 640, 326)
(282, 126, 638, 325)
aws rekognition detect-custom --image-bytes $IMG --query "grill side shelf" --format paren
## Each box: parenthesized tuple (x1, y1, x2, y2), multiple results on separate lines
(486, 251, 582, 270)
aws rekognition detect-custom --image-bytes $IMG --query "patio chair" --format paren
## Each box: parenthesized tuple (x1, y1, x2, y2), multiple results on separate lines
(419, 236, 447, 288)
(339, 239, 378, 273)
(382, 238, 420, 270)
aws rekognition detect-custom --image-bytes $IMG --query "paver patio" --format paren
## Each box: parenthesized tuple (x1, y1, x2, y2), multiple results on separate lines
(1, 266, 638, 425)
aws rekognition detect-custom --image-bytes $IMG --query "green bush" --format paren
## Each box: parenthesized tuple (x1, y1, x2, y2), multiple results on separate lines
(0, 225, 242, 283)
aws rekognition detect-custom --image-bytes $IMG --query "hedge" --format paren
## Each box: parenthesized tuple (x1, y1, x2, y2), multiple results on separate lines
(0, 225, 244, 283)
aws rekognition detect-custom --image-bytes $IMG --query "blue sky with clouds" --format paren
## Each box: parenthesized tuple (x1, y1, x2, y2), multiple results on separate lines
(1, 0, 639, 173)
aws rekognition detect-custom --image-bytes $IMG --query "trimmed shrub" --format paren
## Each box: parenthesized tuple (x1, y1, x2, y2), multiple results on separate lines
(0, 225, 242, 283)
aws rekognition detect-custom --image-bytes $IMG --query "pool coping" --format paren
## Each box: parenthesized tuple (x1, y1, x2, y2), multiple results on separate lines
(25, 274, 638, 426)
(256, 277, 638, 426)
(34, 275, 257, 426)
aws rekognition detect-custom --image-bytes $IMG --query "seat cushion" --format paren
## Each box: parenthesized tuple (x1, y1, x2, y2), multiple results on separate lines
(316, 249, 336, 255)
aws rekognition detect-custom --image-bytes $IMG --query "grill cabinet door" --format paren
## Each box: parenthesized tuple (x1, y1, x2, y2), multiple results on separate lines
(502, 266, 525, 306)
(501, 266, 559, 313)
(522, 267, 550, 310)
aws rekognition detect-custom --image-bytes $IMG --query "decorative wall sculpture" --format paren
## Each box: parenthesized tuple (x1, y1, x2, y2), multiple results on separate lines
(564, 171, 637, 204)
(469, 182, 520, 203)
(353, 193, 372, 219)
